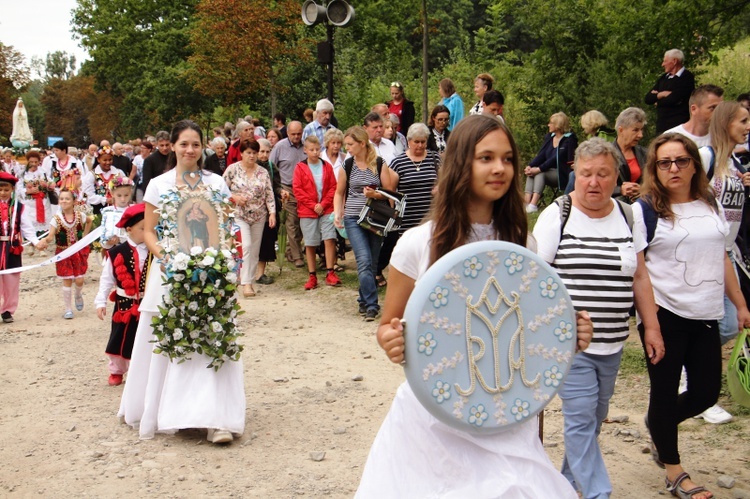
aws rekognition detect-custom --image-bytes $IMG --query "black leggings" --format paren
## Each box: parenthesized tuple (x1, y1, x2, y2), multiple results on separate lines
(638, 307, 721, 465)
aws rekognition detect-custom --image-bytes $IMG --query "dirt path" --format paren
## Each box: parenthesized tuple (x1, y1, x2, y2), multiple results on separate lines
(0, 254, 748, 497)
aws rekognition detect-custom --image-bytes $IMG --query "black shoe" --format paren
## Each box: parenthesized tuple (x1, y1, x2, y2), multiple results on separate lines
(2, 311, 13, 323)
(358, 304, 367, 316)
(364, 309, 377, 322)
(255, 274, 274, 285)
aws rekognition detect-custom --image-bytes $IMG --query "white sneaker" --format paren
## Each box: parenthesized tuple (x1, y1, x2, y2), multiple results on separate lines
(526, 204, 538, 214)
(207, 428, 233, 444)
(696, 404, 732, 424)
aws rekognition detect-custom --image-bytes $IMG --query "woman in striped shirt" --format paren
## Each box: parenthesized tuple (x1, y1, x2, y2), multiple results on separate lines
(376, 123, 441, 287)
(534, 137, 663, 499)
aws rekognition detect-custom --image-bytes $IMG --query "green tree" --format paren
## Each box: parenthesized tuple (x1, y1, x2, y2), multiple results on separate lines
(41, 75, 120, 146)
(188, 0, 309, 118)
(477, 0, 750, 159)
(32, 51, 77, 81)
(72, 0, 209, 137)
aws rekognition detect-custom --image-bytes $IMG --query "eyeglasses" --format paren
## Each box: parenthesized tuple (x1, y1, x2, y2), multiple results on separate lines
(390, 82, 402, 88)
(656, 157, 692, 170)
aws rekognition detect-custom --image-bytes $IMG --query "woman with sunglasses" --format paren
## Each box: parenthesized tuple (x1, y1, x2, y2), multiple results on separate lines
(386, 81, 415, 135)
(635, 133, 750, 499)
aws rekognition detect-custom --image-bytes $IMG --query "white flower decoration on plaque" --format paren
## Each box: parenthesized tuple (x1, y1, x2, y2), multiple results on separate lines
(554, 321, 574, 342)
(539, 277, 559, 298)
(429, 286, 450, 308)
(504, 252, 524, 275)
(418, 333, 437, 355)
(468, 404, 489, 427)
(463, 257, 483, 278)
(432, 381, 452, 403)
(511, 399, 530, 421)
(544, 365, 562, 387)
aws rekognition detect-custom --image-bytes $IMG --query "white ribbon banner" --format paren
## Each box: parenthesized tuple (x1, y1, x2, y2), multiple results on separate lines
(0, 226, 104, 275)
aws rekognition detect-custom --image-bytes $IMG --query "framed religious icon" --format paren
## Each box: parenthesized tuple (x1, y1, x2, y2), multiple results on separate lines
(402, 241, 577, 434)
(157, 184, 234, 257)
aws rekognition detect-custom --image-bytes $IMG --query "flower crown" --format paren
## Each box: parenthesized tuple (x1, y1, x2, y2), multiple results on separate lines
(97, 146, 114, 158)
(109, 176, 135, 191)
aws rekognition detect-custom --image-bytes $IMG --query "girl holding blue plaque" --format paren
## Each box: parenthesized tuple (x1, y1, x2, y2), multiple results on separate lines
(357, 115, 593, 498)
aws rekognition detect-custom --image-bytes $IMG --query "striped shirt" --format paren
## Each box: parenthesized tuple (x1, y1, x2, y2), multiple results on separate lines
(344, 165, 381, 217)
(534, 201, 642, 355)
(390, 152, 440, 232)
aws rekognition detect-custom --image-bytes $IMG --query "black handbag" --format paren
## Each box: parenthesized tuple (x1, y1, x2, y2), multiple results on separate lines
(356, 189, 407, 237)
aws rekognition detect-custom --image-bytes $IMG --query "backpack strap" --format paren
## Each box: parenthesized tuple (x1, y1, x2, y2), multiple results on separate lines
(554, 194, 572, 240)
(343, 156, 355, 201)
(706, 146, 716, 180)
(636, 197, 658, 244)
(615, 199, 634, 232)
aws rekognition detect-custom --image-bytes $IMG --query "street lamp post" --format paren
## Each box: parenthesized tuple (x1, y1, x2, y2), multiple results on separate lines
(301, 0, 355, 104)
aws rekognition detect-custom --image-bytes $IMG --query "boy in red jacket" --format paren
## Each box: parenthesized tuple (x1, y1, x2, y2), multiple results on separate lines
(293, 136, 341, 290)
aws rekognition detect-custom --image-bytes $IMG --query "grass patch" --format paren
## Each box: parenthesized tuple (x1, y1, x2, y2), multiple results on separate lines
(618, 342, 648, 378)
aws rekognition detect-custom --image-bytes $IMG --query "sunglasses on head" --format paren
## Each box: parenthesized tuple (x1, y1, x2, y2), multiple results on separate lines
(390, 82, 402, 88)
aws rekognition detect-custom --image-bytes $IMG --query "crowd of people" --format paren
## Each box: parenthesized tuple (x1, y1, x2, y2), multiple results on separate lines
(1, 46, 749, 498)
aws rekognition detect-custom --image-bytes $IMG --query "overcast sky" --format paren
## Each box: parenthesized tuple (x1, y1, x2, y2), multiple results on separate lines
(1, 0, 89, 70)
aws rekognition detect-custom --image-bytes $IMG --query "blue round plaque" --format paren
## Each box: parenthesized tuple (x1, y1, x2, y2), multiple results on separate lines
(402, 241, 577, 434)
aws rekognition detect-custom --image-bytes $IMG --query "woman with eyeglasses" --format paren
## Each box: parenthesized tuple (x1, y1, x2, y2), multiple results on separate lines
(635, 133, 750, 499)
(426, 105, 451, 155)
(386, 81, 415, 135)
(691, 101, 750, 424)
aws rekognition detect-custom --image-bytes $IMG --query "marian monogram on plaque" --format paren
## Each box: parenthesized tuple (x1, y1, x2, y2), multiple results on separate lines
(402, 241, 576, 433)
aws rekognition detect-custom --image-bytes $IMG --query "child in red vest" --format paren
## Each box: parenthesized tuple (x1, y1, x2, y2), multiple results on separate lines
(0, 172, 45, 323)
(94, 203, 149, 386)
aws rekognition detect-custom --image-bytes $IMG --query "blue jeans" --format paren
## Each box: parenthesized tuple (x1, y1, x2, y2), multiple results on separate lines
(560, 350, 623, 499)
(720, 293, 738, 345)
(344, 216, 382, 312)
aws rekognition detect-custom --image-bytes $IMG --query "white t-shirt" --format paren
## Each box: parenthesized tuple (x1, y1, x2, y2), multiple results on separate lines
(633, 199, 728, 320)
(534, 200, 643, 355)
(699, 147, 745, 248)
(664, 124, 712, 148)
(371, 138, 397, 166)
(392, 221, 536, 279)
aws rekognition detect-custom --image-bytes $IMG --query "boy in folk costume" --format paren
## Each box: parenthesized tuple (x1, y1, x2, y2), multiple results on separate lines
(0, 172, 45, 323)
(94, 203, 150, 386)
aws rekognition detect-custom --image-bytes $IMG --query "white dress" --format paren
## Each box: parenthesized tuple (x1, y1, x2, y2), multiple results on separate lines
(355, 222, 577, 499)
(18, 168, 53, 234)
(118, 170, 246, 439)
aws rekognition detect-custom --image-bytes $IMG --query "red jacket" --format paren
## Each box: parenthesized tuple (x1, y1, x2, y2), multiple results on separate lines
(226, 139, 242, 166)
(293, 159, 336, 218)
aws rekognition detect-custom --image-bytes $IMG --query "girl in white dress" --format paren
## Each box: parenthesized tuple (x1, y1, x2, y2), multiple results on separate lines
(357, 115, 593, 498)
(17, 150, 53, 244)
(118, 120, 245, 444)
